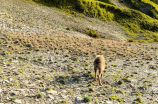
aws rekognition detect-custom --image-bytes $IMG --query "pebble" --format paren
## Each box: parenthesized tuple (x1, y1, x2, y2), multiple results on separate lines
(48, 94, 54, 100)
(76, 97, 83, 102)
(46, 90, 58, 95)
(4, 80, 9, 83)
(105, 101, 113, 104)
(62, 90, 67, 93)
(14, 99, 22, 104)
(0, 89, 2, 93)
(9, 78, 13, 81)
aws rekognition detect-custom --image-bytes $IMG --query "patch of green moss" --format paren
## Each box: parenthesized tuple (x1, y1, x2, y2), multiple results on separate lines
(83, 96, 92, 102)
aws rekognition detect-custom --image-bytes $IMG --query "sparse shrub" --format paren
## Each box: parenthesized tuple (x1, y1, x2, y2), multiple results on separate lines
(55, 84, 60, 87)
(66, 27, 71, 31)
(51, 70, 55, 73)
(59, 79, 66, 84)
(131, 91, 142, 96)
(46, 86, 51, 91)
(154, 36, 158, 42)
(37, 93, 43, 98)
(68, 90, 73, 95)
(109, 95, 117, 100)
(35, 77, 42, 80)
(2, 51, 9, 55)
(100, 92, 106, 95)
(83, 96, 92, 102)
(117, 98, 124, 102)
(87, 29, 100, 38)
(95, 100, 99, 103)
(135, 97, 143, 103)
(11, 96, 16, 101)
(17, 68, 24, 73)
(27, 51, 31, 54)
(60, 99, 68, 104)
(14, 81, 20, 86)
(80, 91, 85, 94)
(116, 90, 125, 95)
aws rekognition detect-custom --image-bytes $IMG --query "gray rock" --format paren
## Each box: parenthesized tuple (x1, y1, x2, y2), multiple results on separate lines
(14, 99, 22, 104)
(105, 101, 113, 104)
(46, 90, 58, 95)
(48, 94, 54, 100)
(0, 89, 2, 93)
(76, 97, 83, 102)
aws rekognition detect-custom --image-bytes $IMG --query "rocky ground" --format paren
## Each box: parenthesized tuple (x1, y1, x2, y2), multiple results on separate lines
(0, 0, 158, 104)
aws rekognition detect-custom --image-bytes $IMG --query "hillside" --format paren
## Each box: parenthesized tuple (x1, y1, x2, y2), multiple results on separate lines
(33, 0, 158, 42)
(0, 0, 158, 104)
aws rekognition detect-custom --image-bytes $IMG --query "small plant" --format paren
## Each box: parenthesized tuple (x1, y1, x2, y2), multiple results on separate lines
(131, 91, 142, 96)
(35, 77, 42, 80)
(2, 51, 9, 55)
(135, 97, 143, 103)
(80, 91, 85, 94)
(116, 90, 125, 95)
(11, 96, 16, 101)
(55, 84, 60, 87)
(14, 81, 20, 86)
(17, 68, 24, 73)
(87, 29, 100, 38)
(27, 51, 31, 54)
(60, 99, 68, 104)
(136, 92, 142, 96)
(83, 96, 92, 102)
(100, 92, 106, 95)
(68, 90, 73, 95)
(66, 27, 71, 31)
(51, 70, 55, 73)
(37, 93, 43, 98)
(95, 100, 99, 104)
(46, 86, 51, 91)
(117, 98, 124, 102)
(109, 95, 117, 100)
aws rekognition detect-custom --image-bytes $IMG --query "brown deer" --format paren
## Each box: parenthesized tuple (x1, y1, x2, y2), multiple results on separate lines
(94, 55, 105, 85)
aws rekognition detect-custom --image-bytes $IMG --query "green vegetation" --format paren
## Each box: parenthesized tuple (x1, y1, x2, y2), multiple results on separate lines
(59, 99, 68, 104)
(66, 27, 71, 31)
(17, 68, 24, 73)
(68, 90, 73, 95)
(14, 81, 20, 86)
(109, 95, 117, 100)
(87, 29, 100, 38)
(117, 98, 124, 102)
(32, 0, 158, 42)
(83, 96, 92, 102)
(122, 0, 158, 19)
(151, 0, 158, 5)
(46, 86, 51, 91)
(135, 97, 144, 103)
(2, 51, 9, 55)
(37, 93, 43, 98)
(11, 96, 16, 101)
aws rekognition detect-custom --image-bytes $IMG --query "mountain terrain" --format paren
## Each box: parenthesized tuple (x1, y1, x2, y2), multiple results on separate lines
(0, 0, 158, 104)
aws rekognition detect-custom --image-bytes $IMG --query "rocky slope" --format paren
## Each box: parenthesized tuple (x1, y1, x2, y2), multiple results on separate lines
(0, 0, 158, 104)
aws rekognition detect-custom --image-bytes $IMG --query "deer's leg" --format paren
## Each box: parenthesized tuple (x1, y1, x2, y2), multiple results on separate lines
(94, 66, 97, 81)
